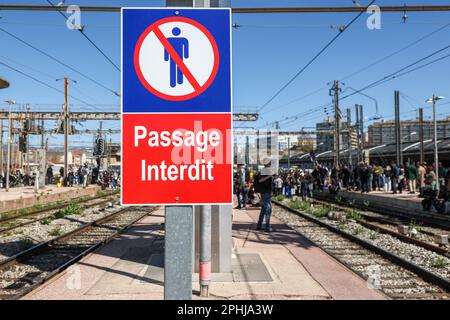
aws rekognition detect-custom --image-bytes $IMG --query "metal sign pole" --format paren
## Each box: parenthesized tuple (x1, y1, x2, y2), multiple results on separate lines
(164, 205, 193, 300)
(123, 1, 232, 299)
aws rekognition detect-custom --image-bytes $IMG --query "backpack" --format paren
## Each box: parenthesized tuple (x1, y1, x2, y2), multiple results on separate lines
(253, 173, 264, 193)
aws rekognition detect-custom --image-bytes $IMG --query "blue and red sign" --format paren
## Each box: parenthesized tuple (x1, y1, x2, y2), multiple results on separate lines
(121, 8, 232, 205)
(122, 8, 231, 113)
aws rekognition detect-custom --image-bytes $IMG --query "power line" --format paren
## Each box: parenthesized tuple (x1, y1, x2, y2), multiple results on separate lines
(1, 53, 111, 109)
(0, 61, 100, 110)
(260, 20, 450, 118)
(260, 85, 328, 116)
(341, 22, 450, 81)
(371, 53, 450, 87)
(0, 54, 56, 81)
(45, 0, 120, 72)
(0, 26, 119, 96)
(257, 101, 333, 129)
(340, 43, 450, 102)
(258, 0, 377, 112)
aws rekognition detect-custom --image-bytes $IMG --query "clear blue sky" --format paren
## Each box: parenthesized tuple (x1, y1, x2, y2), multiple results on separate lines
(1, 0, 450, 147)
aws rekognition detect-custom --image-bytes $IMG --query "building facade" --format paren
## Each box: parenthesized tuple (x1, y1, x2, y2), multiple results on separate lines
(316, 119, 358, 153)
(368, 117, 450, 147)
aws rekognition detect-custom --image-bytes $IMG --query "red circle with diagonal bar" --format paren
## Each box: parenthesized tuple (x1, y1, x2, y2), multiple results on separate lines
(134, 16, 220, 101)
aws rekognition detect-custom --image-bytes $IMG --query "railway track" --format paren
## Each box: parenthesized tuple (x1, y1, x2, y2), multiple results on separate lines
(301, 195, 450, 257)
(0, 191, 118, 234)
(0, 206, 154, 300)
(313, 191, 450, 230)
(272, 201, 450, 299)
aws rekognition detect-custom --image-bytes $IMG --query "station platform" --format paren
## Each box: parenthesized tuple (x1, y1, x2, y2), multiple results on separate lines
(313, 189, 450, 227)
(23, 206, 386, 300)
(0, 185, 101, 213)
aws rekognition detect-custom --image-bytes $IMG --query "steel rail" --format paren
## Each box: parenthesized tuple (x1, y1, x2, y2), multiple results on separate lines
(0, 191, 116, 224)
(273, 200, 450, 293)
(358, 220, 449, 257)
(294, 195, 449, 256)
(0, 206, 155, 299)
(0, 196, 117, 235)
(313, 191, 450, 230)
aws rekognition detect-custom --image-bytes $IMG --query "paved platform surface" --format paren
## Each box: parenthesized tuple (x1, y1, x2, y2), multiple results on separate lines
(0, 185, 100, 213)
(23, 207, 386, 300)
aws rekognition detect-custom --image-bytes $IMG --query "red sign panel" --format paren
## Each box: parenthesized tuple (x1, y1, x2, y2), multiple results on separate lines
(122, 113, 232, 205)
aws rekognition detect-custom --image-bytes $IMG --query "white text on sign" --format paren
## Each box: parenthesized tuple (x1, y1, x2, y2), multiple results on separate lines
(134, 123, 226, 182)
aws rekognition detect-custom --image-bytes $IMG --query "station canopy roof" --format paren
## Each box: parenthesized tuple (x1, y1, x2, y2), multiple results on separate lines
(280, 138, 450, 163)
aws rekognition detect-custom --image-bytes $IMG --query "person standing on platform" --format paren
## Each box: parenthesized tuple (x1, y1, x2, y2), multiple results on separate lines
(359, 163, 370, 193)
(274, 175, 283, 196)
(46, 166, 53, 185)
(384, 164, 392, 192)
(236, 164, 248, 209)
(418, 162, 426, 197)
(391, 162, 400, 194)
(82, 164, 88, 188)
(438, 162, 446, 187)
(257, 158, 274, 233)
(406, 162, 418, 194)
(373, 163, 383, 191)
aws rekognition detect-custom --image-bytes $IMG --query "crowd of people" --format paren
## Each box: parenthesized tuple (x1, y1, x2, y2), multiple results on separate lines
(234, 160, 450, 231)
(47, 164, 120, 190)
(0, 163, 119, 190)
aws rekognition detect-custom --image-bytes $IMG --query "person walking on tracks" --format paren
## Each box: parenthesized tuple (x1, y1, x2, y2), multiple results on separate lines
(255, 158, 274, 233)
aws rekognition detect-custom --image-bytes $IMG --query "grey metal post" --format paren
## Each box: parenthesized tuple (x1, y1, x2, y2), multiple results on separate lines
(347, 108, 352, 166)
(355, 104, 360, 163)
(164, 206, 193, 300)
(164, 0, 197, 301)
(0, 117, 3, 176)
(63, 77, 69, 179)
(394, 91, 401, 165)
(287, 136, 291, 169)
(256, 129, 260, 168)
(331, 80, 341, 166)
(245, 135, 249, 166)
(41, 118, 44, 149)
(359, 104, 364, 162)
(199, 205, 211, 296)
(211, 204, 232, 272)
(432, 95, 439, 192)
(419, 108, 424, 163)
(166, 2, 232, 298)
(5, 101, 13, 192)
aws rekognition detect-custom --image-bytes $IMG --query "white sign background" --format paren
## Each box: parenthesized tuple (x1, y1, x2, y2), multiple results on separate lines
(137, 21, 216, 97)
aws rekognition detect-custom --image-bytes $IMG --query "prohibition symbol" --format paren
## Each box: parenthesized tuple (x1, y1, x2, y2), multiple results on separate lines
(134, 16, 220, 101)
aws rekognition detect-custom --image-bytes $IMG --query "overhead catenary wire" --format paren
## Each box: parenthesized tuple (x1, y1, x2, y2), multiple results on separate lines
(257, 101, 333, 129)
(0, 61, 101, 111)
(340, 22, 450, 82)
(257, 0, 377, 113)
(45, 0, 120, 72)
(0, 53, 113, 109)
(370, 53, 450, 87)
(339, 43, 450, 102)
(0, 26, 119, 96)
(260, 20, 450, 118)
